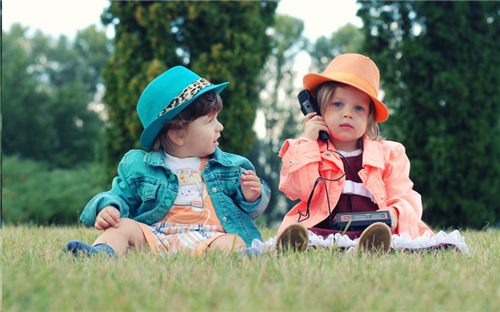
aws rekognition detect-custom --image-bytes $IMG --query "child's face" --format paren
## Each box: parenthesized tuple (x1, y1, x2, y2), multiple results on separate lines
(323, 85, 370, 151)
(178, 112, 224, 158)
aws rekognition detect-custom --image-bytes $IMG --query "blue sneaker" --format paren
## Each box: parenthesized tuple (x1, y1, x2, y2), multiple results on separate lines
(238, 247, 262, 259)
(63, 240, 115, 257)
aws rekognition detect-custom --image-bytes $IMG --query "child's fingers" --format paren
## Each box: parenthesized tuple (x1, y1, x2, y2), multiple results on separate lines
(241, 171, 259, 181)
(99, 206, 120, 225)
(98, 208, 120, 229)
(243, 180, 261, 188)
(104, 213, 119, 228)
(108, 207, 121, 223)
(95, 222, 103, 231)
(241, 170, 256, 177)
(304, 112, 318, 121)
(95, 217, 110, 231)
(242, 173, 261, 186)
(242, 179, 262, 192)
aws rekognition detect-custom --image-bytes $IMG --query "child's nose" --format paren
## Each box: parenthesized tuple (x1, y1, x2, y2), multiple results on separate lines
(343, 108, 353, 118)
(217, 120, 224, 132)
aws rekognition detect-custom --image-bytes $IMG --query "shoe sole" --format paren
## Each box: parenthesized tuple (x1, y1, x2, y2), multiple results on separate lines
(276, 223, 309, 253)
(358, 222, 392, 253)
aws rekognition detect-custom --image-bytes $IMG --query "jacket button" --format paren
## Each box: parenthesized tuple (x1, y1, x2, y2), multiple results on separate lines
(223, 217, 227, 222)
(227, 182, 234, 189)
(169, 174, 176, 181)
(165, 199, 172, 207)
(288, 160, 293, 165)
(212, 187, 217, 193)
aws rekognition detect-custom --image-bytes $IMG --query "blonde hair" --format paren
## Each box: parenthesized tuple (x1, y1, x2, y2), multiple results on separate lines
(315, 81, 381, 146)
(152, 90, 223, 151)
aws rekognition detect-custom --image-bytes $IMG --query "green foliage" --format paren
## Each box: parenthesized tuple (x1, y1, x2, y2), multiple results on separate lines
(3, 225, 500, 311)
(358, 1, 500, 229)
(248, 14, 306, 224)
(2, 25, 52, 162)
(101, 1, 277, 177)
(309, 22, 364, 71)
(1, 155, 108, 225)
(1, 24, 111, 168)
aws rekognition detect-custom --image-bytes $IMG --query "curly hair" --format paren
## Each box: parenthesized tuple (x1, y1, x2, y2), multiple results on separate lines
(152, 90, 223, 151)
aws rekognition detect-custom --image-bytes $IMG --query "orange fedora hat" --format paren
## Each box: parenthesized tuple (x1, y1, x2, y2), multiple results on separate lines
(303, 53, 389, 122)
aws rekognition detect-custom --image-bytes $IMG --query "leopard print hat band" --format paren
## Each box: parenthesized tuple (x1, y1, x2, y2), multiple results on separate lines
(157, 78, 212, 117)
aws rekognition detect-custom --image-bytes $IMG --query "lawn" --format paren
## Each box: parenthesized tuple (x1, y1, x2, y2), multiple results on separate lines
(2, 225, 499, 312)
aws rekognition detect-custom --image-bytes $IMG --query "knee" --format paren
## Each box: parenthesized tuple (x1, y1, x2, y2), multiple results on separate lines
(103, 218, 136, 233)
(210, 234, 246, 251)
(234, 235, 246, 247)
(117, 218, 136, 227)
(102, 218, 145, 244)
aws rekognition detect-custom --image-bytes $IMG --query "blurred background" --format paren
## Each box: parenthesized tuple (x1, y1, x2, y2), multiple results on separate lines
(2, 0, 500, 230)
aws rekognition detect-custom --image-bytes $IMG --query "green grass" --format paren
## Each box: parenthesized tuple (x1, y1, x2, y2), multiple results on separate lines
(2, 225, 500, 312)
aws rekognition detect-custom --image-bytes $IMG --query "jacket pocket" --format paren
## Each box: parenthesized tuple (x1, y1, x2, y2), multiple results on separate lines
(213, 169, 241, 197)
(139, 182, 160, 201)
(136, 182, 168, 215)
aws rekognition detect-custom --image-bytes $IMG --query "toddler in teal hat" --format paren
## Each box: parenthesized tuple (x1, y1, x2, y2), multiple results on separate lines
(63, 66, 270, 257)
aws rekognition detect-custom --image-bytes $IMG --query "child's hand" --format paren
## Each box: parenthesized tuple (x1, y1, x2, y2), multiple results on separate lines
(240, 170, 262, 203)
(380, 207, 398, 231)
(303, 112, 329, 141)
(95, 206, 120, 231)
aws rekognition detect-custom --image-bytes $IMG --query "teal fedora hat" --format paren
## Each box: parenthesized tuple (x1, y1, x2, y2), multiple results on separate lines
(137, 66, 229, 149)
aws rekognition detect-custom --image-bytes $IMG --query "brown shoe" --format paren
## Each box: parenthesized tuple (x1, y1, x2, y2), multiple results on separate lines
(358, 222, 392, 253)
(276, 223, 309, 253)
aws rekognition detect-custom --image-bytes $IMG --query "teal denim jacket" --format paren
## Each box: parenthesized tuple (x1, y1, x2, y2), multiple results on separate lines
(80, 147, 271, 245)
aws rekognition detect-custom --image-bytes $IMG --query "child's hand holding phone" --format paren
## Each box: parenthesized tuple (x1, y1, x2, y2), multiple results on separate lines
(298, 90, 330, 142)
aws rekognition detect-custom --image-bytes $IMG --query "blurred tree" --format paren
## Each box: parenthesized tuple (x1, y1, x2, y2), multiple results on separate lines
(73, 25, 114, 96)
(248, 14, 306, 225)
(358, 1, 500, 229)
(2, 24, 111, 168)
(100, 1, 277, 177)
(309, 23, 364, 71)
(2, 25, 52, 162)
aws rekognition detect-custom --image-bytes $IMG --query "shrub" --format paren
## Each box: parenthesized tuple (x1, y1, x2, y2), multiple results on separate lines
(2, 155, 108, 225)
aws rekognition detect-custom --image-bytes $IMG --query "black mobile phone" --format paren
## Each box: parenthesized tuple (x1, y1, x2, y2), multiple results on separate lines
(298, 89, 329, 143)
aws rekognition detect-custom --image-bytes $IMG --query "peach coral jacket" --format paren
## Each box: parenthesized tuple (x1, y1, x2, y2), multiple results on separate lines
(278, 136, 433, 239)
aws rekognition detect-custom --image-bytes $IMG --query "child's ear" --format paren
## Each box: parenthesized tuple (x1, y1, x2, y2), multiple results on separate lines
(168, 129, 185, 146)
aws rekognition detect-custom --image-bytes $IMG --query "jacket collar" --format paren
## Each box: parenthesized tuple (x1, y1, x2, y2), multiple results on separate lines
(143, 149, 168, 168)
(208, 147, 234, 167)
(319, 136, 385, 170)
(361, 137, 385, 170)
(143, 147, 232, 169)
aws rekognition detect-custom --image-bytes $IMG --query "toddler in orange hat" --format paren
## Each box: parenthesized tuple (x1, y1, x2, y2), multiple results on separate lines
(275, 53, 434, 253)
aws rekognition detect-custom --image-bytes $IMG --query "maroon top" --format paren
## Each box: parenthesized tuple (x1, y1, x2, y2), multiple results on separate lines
(315, 152, 379, 230)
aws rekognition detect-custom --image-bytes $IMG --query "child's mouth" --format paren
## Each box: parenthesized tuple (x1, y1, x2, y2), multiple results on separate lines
(340, 123, 353, 129)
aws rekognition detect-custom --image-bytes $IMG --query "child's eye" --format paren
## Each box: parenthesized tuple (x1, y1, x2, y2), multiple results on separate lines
(333, 102, 343, 107)
(355, 106, 365, 111)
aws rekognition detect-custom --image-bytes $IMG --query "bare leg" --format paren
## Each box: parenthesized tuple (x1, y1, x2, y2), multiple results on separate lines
(209, 234, 246, 252)
(93, 218, 147, 256)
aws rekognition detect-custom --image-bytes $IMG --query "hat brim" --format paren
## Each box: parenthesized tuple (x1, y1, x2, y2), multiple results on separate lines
(304, 72, 388, 123)
(140, 81, 229, 149)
